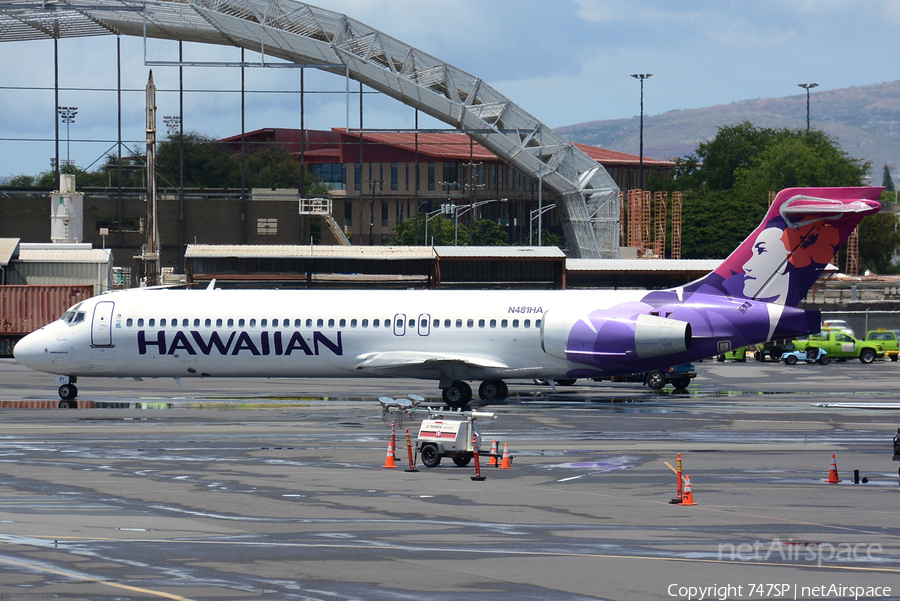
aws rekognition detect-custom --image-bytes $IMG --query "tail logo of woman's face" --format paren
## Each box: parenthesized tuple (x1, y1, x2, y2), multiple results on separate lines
(740, 221, 840, 304)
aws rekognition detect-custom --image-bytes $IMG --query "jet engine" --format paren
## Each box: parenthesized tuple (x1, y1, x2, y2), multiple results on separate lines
(541, 310, 692, 363)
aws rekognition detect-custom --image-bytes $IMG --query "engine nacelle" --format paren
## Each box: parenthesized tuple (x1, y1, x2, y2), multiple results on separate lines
(541, 310, 692, 363)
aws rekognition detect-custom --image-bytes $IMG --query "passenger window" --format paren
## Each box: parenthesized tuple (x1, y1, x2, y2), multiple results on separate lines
(182, 319, 189, 327)
(272, 319, 278, 327)
(385, 319, 391, 328)
(433, 319, 440, 328)
(306, 319, 313, 327)
(226, 318, 233, 327)
(456, 319, 462, 328)
(351, 319, 357, 327)
(513, 319, 519, 327)
(193, 318, 200, 327)
(216, 318, 222, 327)
(126, 318, 133, 327)
(249, 319, 257, 327)
(501, 319, 508, 327)
(362, 319, 369, 327)
(467, 319, 474, 328)
(239, 319, 245, 327)
(536, 319, 542, 328)
(490, 319, 496, 328)
(340, 319, 346, 327)
(421, 319, 428, 328)
(409, 319, 415, 327)
(205, 319, 212, 327)
(148, 318, 155, 327)
(524, 319, 531, 328)
(328, 319, 335, 327)
(444, 319, 451, 328)
(160, 318, 167, 327)
(478, 319, 485, 328)
(317, 319, 324, 327)
(374, 319, 380, 327)
(137, 318, 144, 327)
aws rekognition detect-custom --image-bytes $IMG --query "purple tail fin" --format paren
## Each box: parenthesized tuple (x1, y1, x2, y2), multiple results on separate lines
(682, 187, 882, 306)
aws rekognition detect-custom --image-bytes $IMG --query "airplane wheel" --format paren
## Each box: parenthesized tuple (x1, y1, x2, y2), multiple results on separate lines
(58, 384, 78, 401)
(420, 444, 441, 468)
(646, 371, 666, 390)
(442, 381, 472, 408)
(478, 380, 508, 401)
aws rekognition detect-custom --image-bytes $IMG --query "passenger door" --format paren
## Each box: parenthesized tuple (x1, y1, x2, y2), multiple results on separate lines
(91, 301, 115, 347)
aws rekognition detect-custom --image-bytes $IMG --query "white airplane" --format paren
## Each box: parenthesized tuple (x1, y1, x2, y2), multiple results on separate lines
(14, 187, 882, 408)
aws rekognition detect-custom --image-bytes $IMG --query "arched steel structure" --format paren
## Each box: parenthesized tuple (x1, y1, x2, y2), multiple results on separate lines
(0, 0, 620, 258)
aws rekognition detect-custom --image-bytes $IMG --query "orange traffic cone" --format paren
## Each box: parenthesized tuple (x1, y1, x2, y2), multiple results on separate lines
(488, 439, 499, 466)
(383, 423, 398, 469)
(499, 443, 513, 469)
(680, 474, 697, 506)
(825, 453, 841, 483)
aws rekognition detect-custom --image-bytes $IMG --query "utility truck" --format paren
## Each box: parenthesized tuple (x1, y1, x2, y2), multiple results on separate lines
(794, 330, 883, 364)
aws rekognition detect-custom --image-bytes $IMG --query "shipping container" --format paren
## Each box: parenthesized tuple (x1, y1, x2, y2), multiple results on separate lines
(0, 285, 94, 336)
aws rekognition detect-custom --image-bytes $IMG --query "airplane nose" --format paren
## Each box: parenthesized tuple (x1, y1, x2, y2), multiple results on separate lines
(13, 330, 50, 371)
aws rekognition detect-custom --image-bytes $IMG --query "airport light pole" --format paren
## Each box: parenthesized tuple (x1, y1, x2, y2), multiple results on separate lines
(450, 198, 507, 246)
(57, 106, 77, 166)
(630, 74, 652, 189)
(529, 204, 556, 246)
(798, 83, 818, 133)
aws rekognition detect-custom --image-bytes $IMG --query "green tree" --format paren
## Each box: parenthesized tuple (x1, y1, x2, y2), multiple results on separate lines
(681, 189, 768, 259)
(883, 164, 895, 192)
(157, 132, 239, 188)
(858, 211, 900, 274)
(692, 121, 781, 191)
(734, 131, 870, 197)
(469, 219, 509, 246)
(391, 214, 466, 246)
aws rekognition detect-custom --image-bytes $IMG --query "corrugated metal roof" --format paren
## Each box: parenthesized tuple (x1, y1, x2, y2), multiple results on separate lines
(0, 238, 20, 266)
(184, 245, 436, 260)
(17, 248, 113, 263)
(435, 246, 566, 259)
(567, 259, 723, 272)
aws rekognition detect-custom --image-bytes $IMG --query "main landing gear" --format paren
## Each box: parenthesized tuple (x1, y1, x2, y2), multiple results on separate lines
(440, 379, 509, 408)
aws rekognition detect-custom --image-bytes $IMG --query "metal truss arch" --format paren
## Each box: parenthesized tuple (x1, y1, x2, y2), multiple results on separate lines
(0, 0, 620, 257)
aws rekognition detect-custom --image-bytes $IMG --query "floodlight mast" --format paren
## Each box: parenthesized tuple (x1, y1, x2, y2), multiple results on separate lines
(798, 83, 819, 133)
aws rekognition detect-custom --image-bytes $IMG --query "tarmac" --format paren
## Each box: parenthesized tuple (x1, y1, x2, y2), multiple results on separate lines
(0, 357, 898, 600)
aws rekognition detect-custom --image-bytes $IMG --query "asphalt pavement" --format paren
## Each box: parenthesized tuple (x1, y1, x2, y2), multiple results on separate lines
(0, 358, 898, 600)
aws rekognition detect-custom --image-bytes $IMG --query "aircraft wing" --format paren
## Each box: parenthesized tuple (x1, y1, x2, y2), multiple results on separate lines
(354, 351, 509, 372)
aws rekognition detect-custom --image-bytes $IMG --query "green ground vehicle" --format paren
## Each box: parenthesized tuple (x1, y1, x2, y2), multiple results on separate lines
(865, 329, 899, 361)
(717, 347, 747, 362)
(794, 330, 884, 364)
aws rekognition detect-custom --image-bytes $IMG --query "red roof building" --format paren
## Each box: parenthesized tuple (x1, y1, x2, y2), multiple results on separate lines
(221, 128, 674, 246)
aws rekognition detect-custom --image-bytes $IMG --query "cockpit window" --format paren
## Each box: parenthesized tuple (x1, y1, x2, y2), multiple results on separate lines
(61, 310, 86, 325)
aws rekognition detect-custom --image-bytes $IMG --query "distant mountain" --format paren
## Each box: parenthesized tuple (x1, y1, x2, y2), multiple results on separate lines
(556, 81, 900, 181)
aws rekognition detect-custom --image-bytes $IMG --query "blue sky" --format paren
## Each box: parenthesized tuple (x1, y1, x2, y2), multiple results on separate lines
(2, 0, 900, 177)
